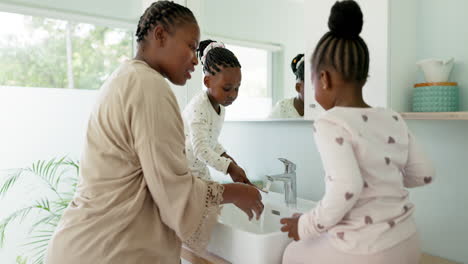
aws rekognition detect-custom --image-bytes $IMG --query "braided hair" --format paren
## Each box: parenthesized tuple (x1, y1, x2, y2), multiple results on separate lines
(311, 0, 369, 83)
(291, 54, 305, 82)
(198, 40, 241, 75)
(136, 1, 197, 43)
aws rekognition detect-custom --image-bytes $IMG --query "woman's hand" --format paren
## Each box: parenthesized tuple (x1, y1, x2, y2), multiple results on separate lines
(280, 213, 302, 241)
(222, 183, 264, 220)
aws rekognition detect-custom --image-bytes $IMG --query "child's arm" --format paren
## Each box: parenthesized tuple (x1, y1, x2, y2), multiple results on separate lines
(187, 110, 252, 184)
(221, 151, 237, 165)
(298, 119, 363, 240)
(188, 113, 231, 174)
(402, 132, 435, 188)
(214, 143, 226, 157)
(214, 143, 238, 164)
(212, 142, 242, 165)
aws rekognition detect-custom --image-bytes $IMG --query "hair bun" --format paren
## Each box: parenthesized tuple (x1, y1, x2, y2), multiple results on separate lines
(291, 54, 304, 75)
(198, 39, 217, 60)
(328, 0, 363, 38)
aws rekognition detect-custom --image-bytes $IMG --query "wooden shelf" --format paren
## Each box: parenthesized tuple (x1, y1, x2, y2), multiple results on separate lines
(400, 112, 468, 120)
(420, 253, 461, 264)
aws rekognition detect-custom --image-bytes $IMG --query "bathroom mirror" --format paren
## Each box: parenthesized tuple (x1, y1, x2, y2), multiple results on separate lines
(199, 0, 305, 121)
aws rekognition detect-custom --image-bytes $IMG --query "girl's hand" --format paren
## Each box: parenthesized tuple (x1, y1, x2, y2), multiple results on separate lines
(222, 183, 264, 220)
(280, 213, 302, 241)
(227, 163, 253, 185)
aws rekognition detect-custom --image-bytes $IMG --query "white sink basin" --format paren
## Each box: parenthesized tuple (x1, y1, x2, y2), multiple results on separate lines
(207, 192, 316, 264)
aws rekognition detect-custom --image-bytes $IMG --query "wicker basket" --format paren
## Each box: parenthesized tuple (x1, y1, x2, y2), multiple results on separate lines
(412, 82, 459, 112)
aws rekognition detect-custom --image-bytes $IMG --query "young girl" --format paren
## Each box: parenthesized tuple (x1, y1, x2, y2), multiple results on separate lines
(46, 2, 263, 264)
(269, 54, 305, 118)
(183, 39, 252, 184)
(280, 1, 435, 263)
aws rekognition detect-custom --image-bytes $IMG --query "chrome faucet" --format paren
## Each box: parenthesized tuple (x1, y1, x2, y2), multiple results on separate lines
(265, 158, 297, 208)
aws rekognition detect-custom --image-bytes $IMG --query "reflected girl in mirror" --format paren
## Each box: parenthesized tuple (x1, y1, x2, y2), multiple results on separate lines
(268, 54, 305, 118)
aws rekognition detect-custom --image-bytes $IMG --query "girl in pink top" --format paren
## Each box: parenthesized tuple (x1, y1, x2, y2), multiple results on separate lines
(280, 1, 435, 263)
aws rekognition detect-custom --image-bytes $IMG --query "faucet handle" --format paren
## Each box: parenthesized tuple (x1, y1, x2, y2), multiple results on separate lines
(278, 158, 296, 173)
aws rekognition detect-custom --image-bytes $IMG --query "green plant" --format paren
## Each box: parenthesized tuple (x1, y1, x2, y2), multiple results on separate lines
(0, 157, 79, 264)
(16, 256, 28, 264)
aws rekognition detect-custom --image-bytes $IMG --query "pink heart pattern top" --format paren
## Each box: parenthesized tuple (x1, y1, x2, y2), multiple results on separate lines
(297, 107, 435, 255)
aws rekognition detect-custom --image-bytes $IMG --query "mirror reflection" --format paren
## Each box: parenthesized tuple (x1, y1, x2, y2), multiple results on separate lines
(268, 54, 305, 119)
(200, 0, 305, 120)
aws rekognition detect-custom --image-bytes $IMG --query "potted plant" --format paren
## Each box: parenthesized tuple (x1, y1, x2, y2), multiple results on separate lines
(0, 157, 78, 264)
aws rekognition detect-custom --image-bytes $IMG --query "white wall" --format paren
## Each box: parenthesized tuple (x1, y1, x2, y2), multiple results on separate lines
(0, 87, 97, 168)
(0, 87, 98, 263)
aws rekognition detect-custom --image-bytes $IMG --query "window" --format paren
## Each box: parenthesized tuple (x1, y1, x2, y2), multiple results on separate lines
(0, 11, 133, 90)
